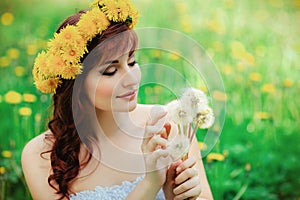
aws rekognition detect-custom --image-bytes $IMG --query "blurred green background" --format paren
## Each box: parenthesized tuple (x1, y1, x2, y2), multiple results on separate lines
(0, 0, 300, 199)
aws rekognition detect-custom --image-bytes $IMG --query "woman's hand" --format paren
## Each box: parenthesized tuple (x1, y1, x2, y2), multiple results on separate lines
(141, 111, 170, 188)
(164, 156, 202, 200)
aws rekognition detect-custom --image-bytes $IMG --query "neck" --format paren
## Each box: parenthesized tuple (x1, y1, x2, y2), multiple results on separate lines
(95, 109, 137, 139)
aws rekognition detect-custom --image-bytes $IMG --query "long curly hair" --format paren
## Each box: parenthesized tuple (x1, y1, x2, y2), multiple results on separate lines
(42, 11, 138, 199)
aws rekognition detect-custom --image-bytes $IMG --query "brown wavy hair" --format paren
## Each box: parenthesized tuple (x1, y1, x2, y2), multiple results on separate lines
(42, 10, 138, 199)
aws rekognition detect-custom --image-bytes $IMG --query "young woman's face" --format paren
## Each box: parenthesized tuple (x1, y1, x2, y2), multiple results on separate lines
(85, 51, 141, 112)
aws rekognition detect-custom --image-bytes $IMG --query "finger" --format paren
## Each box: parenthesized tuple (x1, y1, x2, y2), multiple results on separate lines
(176, 156, 197, 174)
(173, 176, 201, 196)
(147, 149, 169, 170)
(146, 110, 167, 126)
(147, 135, 169, 152)
(175, 168, 198, 185)
(166, 160, 182, 183)
(174, 182, 201, 200)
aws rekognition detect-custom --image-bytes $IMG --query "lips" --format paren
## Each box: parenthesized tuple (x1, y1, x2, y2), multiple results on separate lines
(116, 90, 137, 100)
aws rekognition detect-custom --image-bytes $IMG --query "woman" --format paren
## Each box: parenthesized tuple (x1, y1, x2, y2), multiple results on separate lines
(21, 0, 213, 199)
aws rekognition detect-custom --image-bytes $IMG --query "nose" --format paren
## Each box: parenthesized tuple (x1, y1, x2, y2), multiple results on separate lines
(121, 65, 140, 88)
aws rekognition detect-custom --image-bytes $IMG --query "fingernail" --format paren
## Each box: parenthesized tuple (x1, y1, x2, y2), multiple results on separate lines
(176, 167, 181, 172)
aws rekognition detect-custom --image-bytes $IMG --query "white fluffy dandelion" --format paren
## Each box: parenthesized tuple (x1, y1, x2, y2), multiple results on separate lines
(166, 134, 190, 161)
(165, 87, 215, 160)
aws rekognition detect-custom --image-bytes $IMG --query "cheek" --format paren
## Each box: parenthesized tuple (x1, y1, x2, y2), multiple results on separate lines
(95, 81, 114, 99)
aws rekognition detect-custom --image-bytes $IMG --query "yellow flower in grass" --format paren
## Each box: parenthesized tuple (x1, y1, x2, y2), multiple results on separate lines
(0, 56, 10, 68)
(35, 113, 41, 122)
(27, 44, 38, 55)
(206, 153, 225, 163)
(0, 167, 5, 174)
(7, 48, 20, 59)
(198, 142, 207, 151)
(283, 79, 293, 88)
(2, 150, 12, 158)
(23, 93, 37, 103)
(15, 66, 25, 77)
(35, 78, 62, 94)
(1, 12, 14, 26)
(19, 107, 32, 116)
(255, 111, 271, 120)
(4, 91, 22, 104)
(249, 72, 261, 82)
(212, 90, 227, 101)
(262, 83, 275, 94)
(245, 163, 251, 171)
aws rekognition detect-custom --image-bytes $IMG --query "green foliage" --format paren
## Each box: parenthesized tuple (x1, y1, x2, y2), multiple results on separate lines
(0, 0, 299, 199)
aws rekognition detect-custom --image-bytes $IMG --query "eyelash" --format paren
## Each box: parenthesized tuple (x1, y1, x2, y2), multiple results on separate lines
(101, 60, 137, 76)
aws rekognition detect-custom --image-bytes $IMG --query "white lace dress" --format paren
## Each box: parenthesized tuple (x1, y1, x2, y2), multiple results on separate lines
(69, 176, 165, 200)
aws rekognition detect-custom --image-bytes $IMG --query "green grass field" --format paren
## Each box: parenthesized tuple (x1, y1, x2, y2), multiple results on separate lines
(0, 0, 300, 199)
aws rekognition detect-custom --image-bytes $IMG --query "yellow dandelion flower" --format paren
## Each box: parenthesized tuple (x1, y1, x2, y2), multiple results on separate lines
(77, 18, 98, 41)
(61, 64, 82, 79)
(58, 26, 82, 43)
(1, 12, 14, 26)
(249, 72, 261, 82)
(262, 83, 275, 93)
(19, 107, 32, 116)
(198, 142, 207, 151)
(152, 50, 161, 58)
(101, 0, 120, 21)
(2, 150, 12, 158)
(27, 44, 38, 55)
(222, 149, 229, 157)
(7, 48, 20, 59)
(231, 40, 246, 59)
(4, 90, 22, 104)
(222, 64, 232, 75)
(0, 56, 10, 68)
(255, 111, 271, 120)
(283, 79, 293, 88)
(0, 167, 5, 174)
(35, 78, 62, 94)
(212, 90, 227, 101)
(61, 45, 84, 64)
(33, 51, 48, 79)
(169, 52, 180, 60)
(47, 37, 63, 52)
(118, 1, 130, 21)
(46, 54, 65, 76)
(15, 66, 25, 77)
(245, 163, 251, 171)
(23, 93, 37, 103)
(35, 113, 41, 122)
(206, 152, 225, 163)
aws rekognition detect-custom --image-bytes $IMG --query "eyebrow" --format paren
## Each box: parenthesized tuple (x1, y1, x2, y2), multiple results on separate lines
(103, 50, 135, 65)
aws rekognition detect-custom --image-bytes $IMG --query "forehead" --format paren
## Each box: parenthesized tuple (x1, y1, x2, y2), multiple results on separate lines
(83, 30, 137, 69)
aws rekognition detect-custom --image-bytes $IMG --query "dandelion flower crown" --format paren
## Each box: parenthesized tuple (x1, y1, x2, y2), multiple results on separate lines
(32, 0, 139, 94)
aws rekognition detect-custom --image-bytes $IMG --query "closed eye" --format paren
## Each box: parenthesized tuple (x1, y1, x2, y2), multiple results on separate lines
(128, 60, 137, 67)
(101, 66, 117, 76)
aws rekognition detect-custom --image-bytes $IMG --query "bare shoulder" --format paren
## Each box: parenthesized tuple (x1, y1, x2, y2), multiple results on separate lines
(21, 130, 57, 200)
(22, 130, 53, 162)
